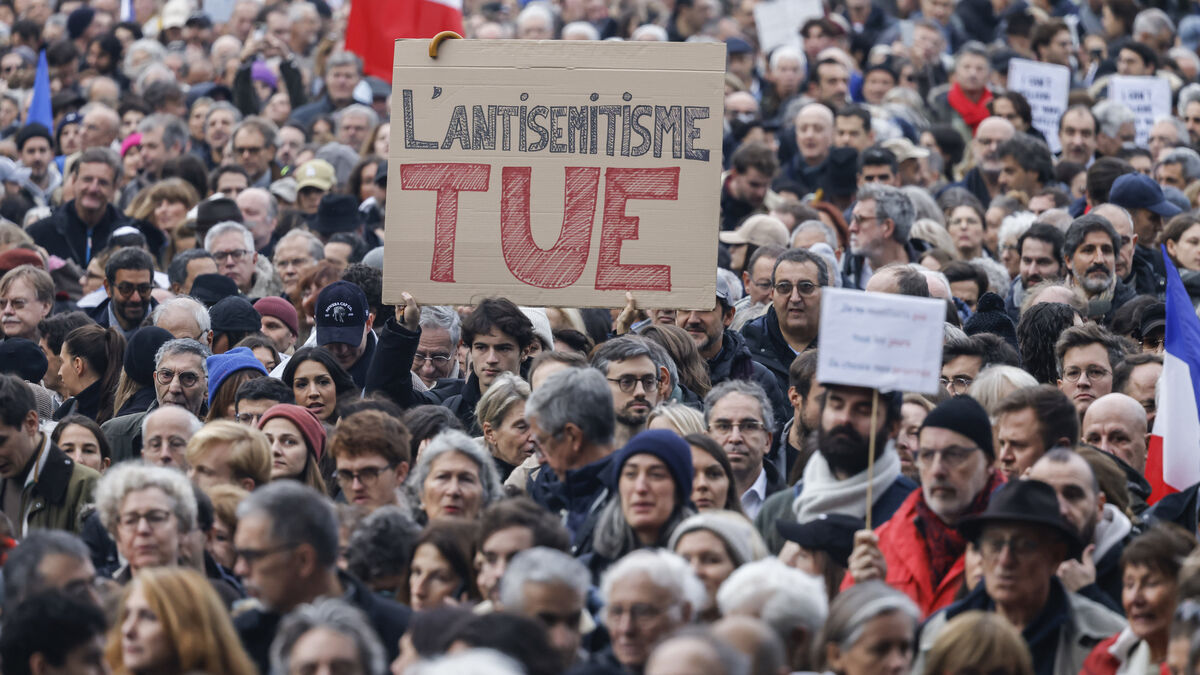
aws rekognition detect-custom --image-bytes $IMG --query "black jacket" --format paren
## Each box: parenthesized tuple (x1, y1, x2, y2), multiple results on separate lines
(235, 569, 411, 675)
(740, 306, 810, 386)
(26, 202, 149, 268)
(707, 329, 790, 428)
(54, 380, 103, 422)
(720, 177, 758, 232)
(1130, 245, 1167, 298)
(345, 330, 378, 391)
(85, 296, 159, 336)
(529, 454, 614, 556)
(364, 319, 442, 409)
(944, 166, 992, 209)
(116, 386, 156, 417)
(1146, 482, 1199, 534)
(840, 240, 922, 290)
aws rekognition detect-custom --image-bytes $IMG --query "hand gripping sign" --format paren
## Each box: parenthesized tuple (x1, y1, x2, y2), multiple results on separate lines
(383, 39, 725, 310)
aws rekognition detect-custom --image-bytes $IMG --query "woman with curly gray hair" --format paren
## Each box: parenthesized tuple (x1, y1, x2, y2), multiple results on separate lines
(407, 430, 503, 521)
(94, 461, 197, 582)
(269, 597, 387, 675)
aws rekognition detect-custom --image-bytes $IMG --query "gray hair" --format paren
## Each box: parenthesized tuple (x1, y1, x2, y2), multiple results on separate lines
(601, 548, 708, 619)
(818, 581, 919, 660)
(1178, 83, 1200, 118)
(1092, 100, 1136, 138)
(325, 51, 363, 75)
(475, 372, 530, 432)
(137, 113, 188, 154)
(233, 115, 280, 148)
(407, 430, 503, 507)
(123, 39, 165, 79)
(900, 185, 944, 226)
(151, 296, 211, 335)
(562, 21, 600, 40)
(140, 405, 203, 442)
(334, 104, 379, 134)
(715, 558, 828, 647)
(269, 599, 386, 675)
(133, 64, 174, 97)
(1154, 114, 1189, 145)
(206, 101, 244, 128)
(967, 365, 1039, 416)
(590, 334, 668, 377)
(76, 147, 123, 182)
(1161, 147, 1200, 180)
(418, 305, 461, 347)
(3, 531, 90, 609)
(241, 187, 279, 222)
(155, 338, 212, 375)
(95, 461, 198, 537)
(165, 249, 214, 287)
(498, 547, 590, 612)
(910, 218, 958, 257)
(1133, 7, 1175, 37)
(204, 221, 254, 252)
(769, 45, 804, 72)
(997, 211, 1035, 250)
(792, 220, 838, 249)
(277, 229, 325, 261)
(516, 2, 555, 31)
(703, 379, 776, 434)
(287, 1, 318, 22)
(525, 368, 615, 446)
(408, 649, 524, 675)
(953, 41, 990, 71)
(856, 183, 914, 242)
(631, 24, 668, 41)
(237, 481, 339, 570)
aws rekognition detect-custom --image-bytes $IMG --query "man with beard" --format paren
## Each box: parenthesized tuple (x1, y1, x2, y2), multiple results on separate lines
(754, 382, 917, 553)
(1004, 224, 1064, 320)
(948, 116, 1014, 206)
(590, 336, 671, 447)
(704, 380, 786, 520)
(1028, 449, 1132, 613)
(87, 246, 157, 338)
(841, 184, 920, 290)
(1062, 214, 1134, 323)
(844, 395, 1004, 616)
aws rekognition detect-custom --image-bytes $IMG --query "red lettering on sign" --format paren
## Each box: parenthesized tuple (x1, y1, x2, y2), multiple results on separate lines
(399, 163, 491, 282)
(595, 167, 678, 291)
(499, 166, 599, 289)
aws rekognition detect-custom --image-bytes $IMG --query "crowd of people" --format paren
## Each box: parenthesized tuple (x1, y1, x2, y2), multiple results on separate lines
(2, 0, 1200, 673)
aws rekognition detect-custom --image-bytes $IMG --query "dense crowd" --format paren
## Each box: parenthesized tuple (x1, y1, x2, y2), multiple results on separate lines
(3, 0, 1200, 674)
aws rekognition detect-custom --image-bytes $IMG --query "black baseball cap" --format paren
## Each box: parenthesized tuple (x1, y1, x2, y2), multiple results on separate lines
(315, 281, 368, 346)
(776, 513, 864, 569)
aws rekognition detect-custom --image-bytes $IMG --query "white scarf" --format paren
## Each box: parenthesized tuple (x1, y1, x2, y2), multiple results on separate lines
(791, 441, 902, 523)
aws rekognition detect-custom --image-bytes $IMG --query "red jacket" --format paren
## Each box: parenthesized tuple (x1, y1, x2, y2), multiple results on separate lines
(840, 489, 965, 618)
(1081, 632, 1170, 675)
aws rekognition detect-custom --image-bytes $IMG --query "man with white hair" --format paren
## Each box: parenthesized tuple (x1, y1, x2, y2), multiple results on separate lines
(716, 557, 827, 674)
(236, 188, 279, 254)
(272, 229, 323, 300)
(1148, 116, 1186, 160)
(1154, 147, 1200, 192)
(1092, 101, 1136, 159)
(141, 405, 203, 469)
(497, 547, 592, 670)
(79, 103, 119, 150)
(592, 549, 706, 674)
(151, 296, 213, 348)
(782, 103, 834, 196)
(645, 631, 749, 675)
(206, 221, 282, 297)
(1081, 392, 1148, 475)
(516, 3, 555, 39)
(334, 104, 378, 151)
(562, 21, 600, 40)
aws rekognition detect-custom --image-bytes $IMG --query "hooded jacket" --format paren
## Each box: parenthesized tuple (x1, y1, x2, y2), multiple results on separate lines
(706, 329, 789, 425)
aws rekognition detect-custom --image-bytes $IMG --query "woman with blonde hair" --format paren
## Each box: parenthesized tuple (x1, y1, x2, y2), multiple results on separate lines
(646, 402, 706, 436)
(920, 610, 1033, 675)
(107, 566, 257, 675)
(475, 372, 534, 481)
(966, 365, 1038, 417)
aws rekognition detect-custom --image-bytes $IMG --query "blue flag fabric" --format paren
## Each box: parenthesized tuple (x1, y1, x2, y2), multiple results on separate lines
(28, 50, 53, 134)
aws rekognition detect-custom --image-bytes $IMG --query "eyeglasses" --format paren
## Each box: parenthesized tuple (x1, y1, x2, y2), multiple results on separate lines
(234, 145, 263, 155)
(708, 419, 765, 435)
(1062, 366, 1111, 383)
(213, 249, 249, 262)
(235, 412, 264, 425)
(155, 368, 201, 388)
(335, 464, 396, 486)
(0, 297, 31, 310)
(235, 543, 296, 566)
(939, 375, 974, 394)
(978, 533, 1042, 558)
(773, 281, 819, 297)
(914, 445, 979, 469)
(274, 256, 312, 269)
(117, 509, 173, 530)
(413, 352, 453, 366)
(607, 375, 658, 393)
(115, 282, 153, 297)
(851, 214, 878, 225)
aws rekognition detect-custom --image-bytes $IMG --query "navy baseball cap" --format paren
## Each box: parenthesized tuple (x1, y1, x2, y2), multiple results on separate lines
(1108, 173, 1182, 218)
(315, 281, 368, 346)
(776, 513, 865, 569)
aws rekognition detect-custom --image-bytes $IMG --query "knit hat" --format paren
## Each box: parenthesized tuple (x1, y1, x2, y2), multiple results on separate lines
(604, 429, 695, 507)
(66, 8, 95, 39)
(0, 248, 44, 274)
(190, 274, 239, 306)
(520, 307, 555, 351)
(120, 133, 142, 158)
(123, 326, 173, 388)
(254, 297, 298, 336)
(0, 338, 47, 383)
(209, 296, 261, 333)
(919, 395, 994, 461)
(962, 292, 1018, 351)
(258, 403, 327, 460)
(250, 60, 278, 91)
(667, 511, 768, 567)
(205, 347, 267, 402)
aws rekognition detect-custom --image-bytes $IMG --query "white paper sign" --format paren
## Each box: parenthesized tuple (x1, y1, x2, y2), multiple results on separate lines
(816, 288, 945, 395)
(1006, 58, 1070, 155)
(1107, 75, 1171, 148)
(753, 0, 823, 55)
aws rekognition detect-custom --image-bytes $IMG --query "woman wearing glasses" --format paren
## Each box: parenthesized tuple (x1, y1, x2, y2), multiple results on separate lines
(56, 324, 125, 424)
(94, 462, 198, 584)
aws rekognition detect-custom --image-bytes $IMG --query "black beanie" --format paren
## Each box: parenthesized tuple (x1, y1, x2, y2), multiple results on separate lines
(963, 292, 1018, 352)
(919, 395, 994, 460)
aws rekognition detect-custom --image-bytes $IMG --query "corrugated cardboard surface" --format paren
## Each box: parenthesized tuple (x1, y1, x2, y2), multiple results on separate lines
(384, 39, 724, 310)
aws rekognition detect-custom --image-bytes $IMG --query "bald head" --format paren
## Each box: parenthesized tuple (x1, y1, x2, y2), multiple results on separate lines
(796, 102, 834, 127)
(646, 635, 741, 675)
(712, 616, 786, 675)
(974, 117, 1016, 173)
(1081, 393, 1148, 473)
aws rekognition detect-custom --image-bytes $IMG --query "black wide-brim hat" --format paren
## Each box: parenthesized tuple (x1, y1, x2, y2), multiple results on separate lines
(957, 479, 1085, 560)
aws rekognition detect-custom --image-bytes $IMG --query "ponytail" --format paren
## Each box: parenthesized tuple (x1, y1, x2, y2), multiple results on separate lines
(62, 325, 127, 423)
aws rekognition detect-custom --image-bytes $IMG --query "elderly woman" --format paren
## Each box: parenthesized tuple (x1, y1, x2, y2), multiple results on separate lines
(269, 598, 387, 675)
(95, 462, 197, 583)
(475, 372, 534, 481)
(1083, 523, 1197, 673)
(409, 430, 502, 522)
(668, 511, 767, 621)
(587, 430, 696, 577)
(814, 580, 922, 675)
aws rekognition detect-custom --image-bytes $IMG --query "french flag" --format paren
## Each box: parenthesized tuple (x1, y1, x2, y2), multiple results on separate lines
(345, 0, 463, 81)
(1145, 247, 1200, 503)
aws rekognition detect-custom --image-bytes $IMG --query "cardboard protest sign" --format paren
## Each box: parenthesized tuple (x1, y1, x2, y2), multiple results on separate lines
(815, 288, 945, 395)
(754, 0, 823, 54)
(1007, 58, 1070, 155)
(1108, 75, 1171, 147)
(383, 40, 725, 310)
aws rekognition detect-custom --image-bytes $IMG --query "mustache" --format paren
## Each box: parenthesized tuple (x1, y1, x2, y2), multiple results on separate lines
(1086, 263, 1111, 276)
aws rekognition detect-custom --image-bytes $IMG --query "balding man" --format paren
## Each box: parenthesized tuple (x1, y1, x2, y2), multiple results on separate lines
(646, 632, 748, 675)
(1081, 393, 1148, 475)
(949, 116, 1015, 205)
(79, 104, 119, 150)
(782, 103, 834, 196)
(236, 188, 278, 254)
(151, 297, 213, 347)
(711, 615, 787, 675)
(725, 91, 759, 124)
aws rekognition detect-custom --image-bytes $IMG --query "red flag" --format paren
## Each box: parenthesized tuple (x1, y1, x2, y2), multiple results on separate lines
(346, 0, 463, 81)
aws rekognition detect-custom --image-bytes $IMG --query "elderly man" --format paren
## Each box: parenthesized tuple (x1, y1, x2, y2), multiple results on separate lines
(151, 296, 213, 347)
(845, 396, 1004, 616)
(1056, 324, 1126, 418)
(231, 117, 279, 189)
(742, 248, 829, 387)
(1029, 449, 1134, 613)
(591, 336, 671, 447)
(782, 103, 834, 196)
(1093, 101, 1137, 158)
(412, 306, 460, 387)
(1115, 353, 1161, 431)
(236, 188, 279, 254)
(589, 549, 706, 674)
(497, 547, 591, 670)
(950, 116, 1015, 205)
(1153, 148, 1200, 192)
(1089, 203, 1139, 289)
(715, 558, 828, 674)
(142, 406, 203, 469)
(119, 114, 187, 208)
(843, 184, 919, 289)
(1109, 172, 1183, 297)
(1081, 393, 1148, 476)
(731, 245, 786, 331)
(1, 266, 53, 342)
(1062, 214, 1135, 323)
(334, 104, 378, 150)
(27, 147, 131, 268)
(757, 383, 917, 552)
(233, 482, 411, 674)
(705, 381, 787, 519)
(2, 530, 100, 610)
(79, 103, 119, 150)
(646, 632, 748, 675)
(206, 221, 280, 298)
(994, 385, 1079, 482)
(272, 229, 323, 301)
(913, 480, 1125, 675)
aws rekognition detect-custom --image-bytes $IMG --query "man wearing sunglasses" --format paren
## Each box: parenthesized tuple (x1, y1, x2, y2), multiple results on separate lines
(86, 246, 157, 338)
